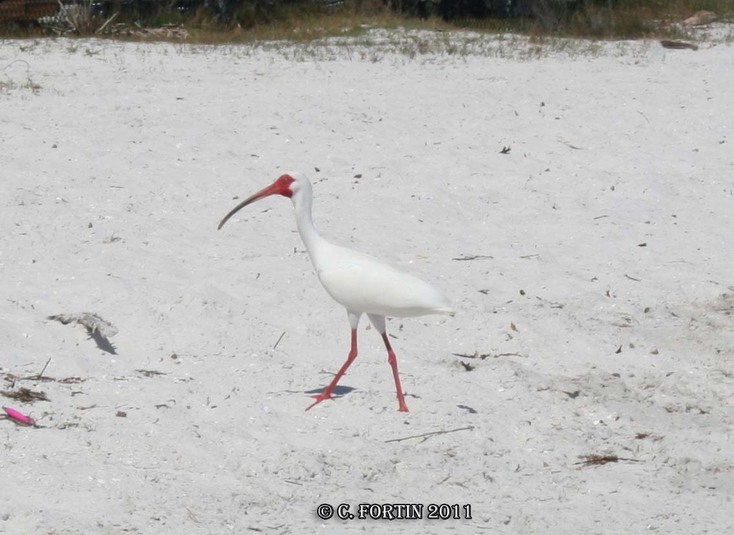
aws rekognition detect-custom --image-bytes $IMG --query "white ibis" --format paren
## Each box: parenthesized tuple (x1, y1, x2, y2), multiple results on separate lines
(218, 174, 454, 412)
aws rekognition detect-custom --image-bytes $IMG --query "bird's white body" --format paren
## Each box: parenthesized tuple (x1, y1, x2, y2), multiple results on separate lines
(218, 173, 453, 412)
(313, 243, 453, 318)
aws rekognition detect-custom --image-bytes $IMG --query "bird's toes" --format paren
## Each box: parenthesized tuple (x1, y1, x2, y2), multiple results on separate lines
(305, 393, 332, 411)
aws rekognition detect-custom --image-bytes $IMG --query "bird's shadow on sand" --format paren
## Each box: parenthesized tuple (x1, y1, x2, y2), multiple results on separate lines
(304, 385, 355, 397)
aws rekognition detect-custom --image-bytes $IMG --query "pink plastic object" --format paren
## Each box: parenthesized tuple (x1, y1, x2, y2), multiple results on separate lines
(2, 406, 35, 426)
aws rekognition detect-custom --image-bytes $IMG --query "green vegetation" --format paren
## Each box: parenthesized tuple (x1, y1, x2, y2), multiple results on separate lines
(1, 0, 732, 41)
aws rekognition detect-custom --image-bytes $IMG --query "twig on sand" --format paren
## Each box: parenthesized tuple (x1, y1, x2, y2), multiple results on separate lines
(452, 255, 493, 261)
(136, 369, 167, 377)
(385, 425, 474, 444)
(18, 357, 52, 381)
(559, 139, 584, 150)
(452, 351, 490, 359)
(38, 358, 52, 378)
(273, 331, 286, 350)
(452, 351, 521, 359)
(574, 454, 642, 467)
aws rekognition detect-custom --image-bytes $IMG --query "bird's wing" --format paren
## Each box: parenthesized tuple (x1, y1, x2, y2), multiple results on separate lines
(315, 246, 453, 318)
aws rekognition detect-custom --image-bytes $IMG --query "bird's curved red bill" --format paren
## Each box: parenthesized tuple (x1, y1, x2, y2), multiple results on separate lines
(217, 179, 291, 230)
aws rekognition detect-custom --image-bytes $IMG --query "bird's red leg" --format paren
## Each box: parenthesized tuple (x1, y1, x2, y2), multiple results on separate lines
(380, 333, 409, 413)
(306, 328, 359, 411)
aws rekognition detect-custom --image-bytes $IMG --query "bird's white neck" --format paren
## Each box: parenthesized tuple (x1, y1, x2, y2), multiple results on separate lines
(292, 184, 328, 269)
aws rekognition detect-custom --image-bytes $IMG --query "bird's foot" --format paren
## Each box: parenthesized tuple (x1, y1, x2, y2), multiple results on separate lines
(305, 393, 333, 411)
(397, 400, 410, 413)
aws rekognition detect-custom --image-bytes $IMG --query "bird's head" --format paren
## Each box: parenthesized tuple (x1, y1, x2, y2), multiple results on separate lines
(218, 173, 309, 230)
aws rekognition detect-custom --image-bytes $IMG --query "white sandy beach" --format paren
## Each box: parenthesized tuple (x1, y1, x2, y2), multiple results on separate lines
(1, 28, 733, 534)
